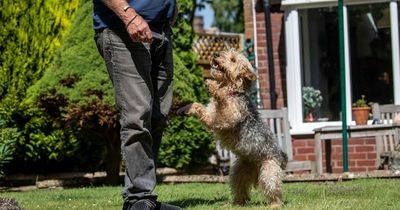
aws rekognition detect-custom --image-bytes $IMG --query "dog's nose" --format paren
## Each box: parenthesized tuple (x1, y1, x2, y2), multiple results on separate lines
(213, 52, 220, 58)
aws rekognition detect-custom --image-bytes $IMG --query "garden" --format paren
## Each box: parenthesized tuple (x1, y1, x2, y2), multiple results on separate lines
(2, 0, 400, 210)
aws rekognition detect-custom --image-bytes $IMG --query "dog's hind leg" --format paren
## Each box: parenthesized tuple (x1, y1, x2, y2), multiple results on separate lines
(229, 158, 258, 205)
(258, 159, 284, 209)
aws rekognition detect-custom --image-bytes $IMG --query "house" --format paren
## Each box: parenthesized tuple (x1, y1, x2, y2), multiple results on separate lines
(244, 0, 400, 173)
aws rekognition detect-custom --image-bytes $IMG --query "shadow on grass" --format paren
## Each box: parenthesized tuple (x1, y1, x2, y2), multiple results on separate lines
(168, 197, 286, 209)
(167, 197, 227, 209)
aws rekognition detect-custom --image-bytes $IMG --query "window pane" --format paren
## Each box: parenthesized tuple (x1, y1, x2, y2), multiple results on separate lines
(348, 3, 394, 105)
(300, 7, 340, 122)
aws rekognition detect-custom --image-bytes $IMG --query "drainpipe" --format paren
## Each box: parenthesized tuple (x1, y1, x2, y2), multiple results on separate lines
(252, 0, 262, 108)
(259, 0, 277, 109)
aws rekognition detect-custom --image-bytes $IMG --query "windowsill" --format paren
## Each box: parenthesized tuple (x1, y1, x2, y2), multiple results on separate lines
(290, 120, 365, 136)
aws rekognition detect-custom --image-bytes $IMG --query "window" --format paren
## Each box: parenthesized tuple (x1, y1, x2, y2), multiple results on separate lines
(348, 4, 394, 104)
(284, 0, 400, 134)
(300, 7, 341, 122)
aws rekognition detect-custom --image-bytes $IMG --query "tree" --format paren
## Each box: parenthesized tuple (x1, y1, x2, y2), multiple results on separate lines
(0, 0, 80, 176)
(0, 0, 79, 115)
(209, 0, 244, 33)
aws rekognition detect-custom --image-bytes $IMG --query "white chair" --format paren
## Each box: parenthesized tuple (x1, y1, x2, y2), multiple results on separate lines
(372, 103, 400, 169)
(258, 108, 314, 172)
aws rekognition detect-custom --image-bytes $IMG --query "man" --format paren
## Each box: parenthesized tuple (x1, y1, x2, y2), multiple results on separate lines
(93, 0, 181, 209)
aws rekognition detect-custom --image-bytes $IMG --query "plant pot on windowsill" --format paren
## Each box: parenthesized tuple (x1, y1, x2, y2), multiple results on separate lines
(352, 107, 371, 125)
(352, 95, 372, 125)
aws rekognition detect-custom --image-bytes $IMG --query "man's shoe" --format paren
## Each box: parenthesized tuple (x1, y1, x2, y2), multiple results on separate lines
(123, 200, 155, 210)
(123, 200, 182, 210)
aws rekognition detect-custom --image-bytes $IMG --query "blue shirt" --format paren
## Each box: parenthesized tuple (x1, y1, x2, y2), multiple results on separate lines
(93, 0, 176, 31)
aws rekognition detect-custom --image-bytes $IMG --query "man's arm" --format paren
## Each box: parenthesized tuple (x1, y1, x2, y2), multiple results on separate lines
(101, 0, 152, 43)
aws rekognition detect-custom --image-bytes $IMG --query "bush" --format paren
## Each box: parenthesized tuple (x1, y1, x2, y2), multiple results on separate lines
(0, 0, 79, 115)
(0, 0, 80, 175)
(20, 0, 116, 178)
(159, 54, 213, 169)
(0, 116, 20, 177)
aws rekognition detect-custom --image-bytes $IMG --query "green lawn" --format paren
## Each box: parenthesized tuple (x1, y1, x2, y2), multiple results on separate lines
(2, 178, 400, 209)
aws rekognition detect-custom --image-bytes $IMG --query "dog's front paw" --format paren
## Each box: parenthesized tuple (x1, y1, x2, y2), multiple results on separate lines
(206, 79, 218, 90)
(176, 103, 194, 115)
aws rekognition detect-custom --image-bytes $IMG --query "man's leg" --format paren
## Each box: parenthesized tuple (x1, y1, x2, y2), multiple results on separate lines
(150, 29, 174, 164)
(95, 28, 158, 206)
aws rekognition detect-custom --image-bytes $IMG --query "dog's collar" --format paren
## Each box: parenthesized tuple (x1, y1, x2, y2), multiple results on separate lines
(228, 91, 241, 96)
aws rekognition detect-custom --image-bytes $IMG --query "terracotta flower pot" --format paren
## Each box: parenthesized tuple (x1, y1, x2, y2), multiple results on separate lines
(352, 107, 371, 125)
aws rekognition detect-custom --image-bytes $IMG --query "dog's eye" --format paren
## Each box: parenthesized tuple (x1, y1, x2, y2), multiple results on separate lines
(230, 57, 236, 63)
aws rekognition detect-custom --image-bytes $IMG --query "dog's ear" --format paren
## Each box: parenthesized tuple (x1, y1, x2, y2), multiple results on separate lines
(242, 70, 257, 81)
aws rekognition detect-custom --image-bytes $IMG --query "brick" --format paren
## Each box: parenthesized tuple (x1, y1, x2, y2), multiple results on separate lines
(355, 146, 375, 152)
(296, 147, 314, 154)
(331, 140, 342, 145)
(292, 140, 307, 147)
(333, 147, 343, 153)
(293, 154, 308, 161)
(306, 154, 316, 161)
(349, 139, 365, 145)
(349, 153, 366, 160)
(367, 153, 377, 159)
(350, 167, 366, 172)
(332, 168, 343, 173)
(348, 146, 355, 152)
(365, 139, 376, 144)
(356, 160, 376, 166)
(306, 140, 315, 147)
(332, 153, 343, 160)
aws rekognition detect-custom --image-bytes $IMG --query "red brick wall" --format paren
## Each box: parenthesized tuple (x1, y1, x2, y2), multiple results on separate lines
(244, 0, 254, 39)
(292, 136, 379, 173)
(244, 3, 286, 109)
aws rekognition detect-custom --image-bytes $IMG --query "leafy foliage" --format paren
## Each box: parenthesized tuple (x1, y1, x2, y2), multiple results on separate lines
(159, 54, 213, 169)
(0, 0, 80, 174)
(0, 0, 79, 115)
(155, 0, 213, 169)
(302, 86, 323, 111)
(209, 0, 244, 33)
(352, 95, 372, 108)
(19, 0, 115, 175)
(0, 126, 20, 177)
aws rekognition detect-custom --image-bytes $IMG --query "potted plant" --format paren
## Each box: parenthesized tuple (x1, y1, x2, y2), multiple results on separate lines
(302, 86, 323, 122)
(352, 95, 371, 125)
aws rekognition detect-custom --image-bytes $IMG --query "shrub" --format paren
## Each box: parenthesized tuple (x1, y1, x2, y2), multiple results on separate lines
(0, 116, 20, 177)
(159, 54, 213, 169)
(0, 0, 79, 115)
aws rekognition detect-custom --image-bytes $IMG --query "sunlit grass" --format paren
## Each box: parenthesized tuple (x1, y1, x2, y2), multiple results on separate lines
(2, 178, 400, 209)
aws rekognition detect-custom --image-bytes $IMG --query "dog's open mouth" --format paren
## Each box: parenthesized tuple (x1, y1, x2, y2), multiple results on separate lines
(211, 59, 224, 72)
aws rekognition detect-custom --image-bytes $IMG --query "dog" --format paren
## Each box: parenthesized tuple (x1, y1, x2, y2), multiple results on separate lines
(177, 49, 288, 208)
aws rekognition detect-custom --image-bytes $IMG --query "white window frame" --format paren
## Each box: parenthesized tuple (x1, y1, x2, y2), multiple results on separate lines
(283, 0, 400, 135)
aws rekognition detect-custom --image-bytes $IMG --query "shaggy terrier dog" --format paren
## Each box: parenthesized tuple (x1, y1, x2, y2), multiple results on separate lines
(177, 50, 288, 208)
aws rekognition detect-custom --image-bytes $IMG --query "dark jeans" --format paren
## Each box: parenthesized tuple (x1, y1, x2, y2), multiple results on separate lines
(95, 27, 173, 205)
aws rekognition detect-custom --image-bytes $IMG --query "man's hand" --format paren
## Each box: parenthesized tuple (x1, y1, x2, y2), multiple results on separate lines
(101, 0, 153, 43)
(125, 14, 153, 43)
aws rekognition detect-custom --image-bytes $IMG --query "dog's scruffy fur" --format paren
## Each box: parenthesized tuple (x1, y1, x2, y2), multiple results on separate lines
(178, 49, 288, 208)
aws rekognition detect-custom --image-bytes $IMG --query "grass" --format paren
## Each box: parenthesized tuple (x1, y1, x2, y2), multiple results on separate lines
(2, 178, 400, 209)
